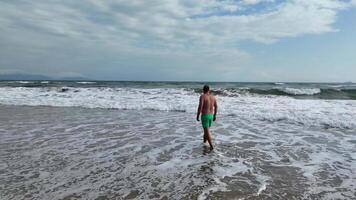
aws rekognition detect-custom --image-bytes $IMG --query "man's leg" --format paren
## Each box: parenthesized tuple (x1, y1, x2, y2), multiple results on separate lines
(203, 131, 207, 143)
(204, 127, 214, 150)
(202, 116, 207, 143)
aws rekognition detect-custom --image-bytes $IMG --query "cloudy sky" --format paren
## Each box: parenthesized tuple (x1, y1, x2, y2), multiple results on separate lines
(0, 0, 355, 82)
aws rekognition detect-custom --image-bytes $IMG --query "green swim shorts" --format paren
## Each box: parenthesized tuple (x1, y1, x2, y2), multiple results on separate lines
(201, 114, 213, 128)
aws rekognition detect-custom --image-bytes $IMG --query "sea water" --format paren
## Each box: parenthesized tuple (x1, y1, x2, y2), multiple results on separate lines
(0, 81, 355, 199)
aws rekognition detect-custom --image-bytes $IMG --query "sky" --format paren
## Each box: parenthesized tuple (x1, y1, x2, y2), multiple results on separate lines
(0, 0, 355, 82)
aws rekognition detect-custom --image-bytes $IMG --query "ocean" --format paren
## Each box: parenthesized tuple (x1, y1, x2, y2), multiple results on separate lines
(0, 81, 355, 199)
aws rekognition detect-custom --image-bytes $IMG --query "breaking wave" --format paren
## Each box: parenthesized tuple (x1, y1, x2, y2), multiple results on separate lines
(206, 88, 356, 99)
(282, 88, 321, 95)
(0, 86, 355, 129)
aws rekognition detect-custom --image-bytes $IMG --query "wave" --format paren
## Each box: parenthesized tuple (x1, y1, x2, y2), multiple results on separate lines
(76, 81, 96, 84)
(0, 87, 355, 129)
(282, 88, 321, 95)
(16, 81, 32, 84)
(2, 81, 355, 100)
(206, 88, 356, 100)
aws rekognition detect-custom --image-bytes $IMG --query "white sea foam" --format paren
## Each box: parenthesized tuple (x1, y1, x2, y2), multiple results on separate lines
(76, 81, 96, 84)
(257, 183, 266, 196)
(1, 102, 355, 199)
(197, 177, 229, 200)
(327, 84, 356, 88)
(281, 87, 321, 95)
(16, 81, 31, 84)
(0, 87, 355, 129)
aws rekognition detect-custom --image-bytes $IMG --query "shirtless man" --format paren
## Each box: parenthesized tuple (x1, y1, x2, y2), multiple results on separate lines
(196, 85, 218, 150)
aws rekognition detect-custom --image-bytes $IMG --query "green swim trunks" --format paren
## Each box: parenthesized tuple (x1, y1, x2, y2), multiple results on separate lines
(201, 114, 214, 128)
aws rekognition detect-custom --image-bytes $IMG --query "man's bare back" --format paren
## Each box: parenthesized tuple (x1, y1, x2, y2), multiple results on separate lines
(200, 94, 216, 115)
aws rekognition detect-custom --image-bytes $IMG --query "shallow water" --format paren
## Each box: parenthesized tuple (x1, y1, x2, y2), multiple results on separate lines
(0, 105, 355, 200)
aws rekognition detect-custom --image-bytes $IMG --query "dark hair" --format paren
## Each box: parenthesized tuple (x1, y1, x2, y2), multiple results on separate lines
(203, 85, 210, 93)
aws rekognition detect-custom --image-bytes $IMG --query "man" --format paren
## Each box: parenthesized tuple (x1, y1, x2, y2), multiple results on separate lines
(196, 85, 218, 150)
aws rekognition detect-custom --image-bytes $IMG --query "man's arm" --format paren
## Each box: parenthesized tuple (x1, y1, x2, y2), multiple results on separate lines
(196, 95, 203, 121)
(213, 97, 218, 121)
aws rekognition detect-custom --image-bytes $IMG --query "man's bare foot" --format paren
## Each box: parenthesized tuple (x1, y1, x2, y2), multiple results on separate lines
(210, 146, 214, 150)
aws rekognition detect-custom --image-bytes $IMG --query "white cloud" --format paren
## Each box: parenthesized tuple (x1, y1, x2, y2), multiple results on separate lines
(0, 0, 354, 80)
(0, 0, 352, 47)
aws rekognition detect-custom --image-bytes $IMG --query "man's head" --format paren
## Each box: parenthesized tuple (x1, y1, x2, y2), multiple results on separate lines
(203, 85, 210, 94)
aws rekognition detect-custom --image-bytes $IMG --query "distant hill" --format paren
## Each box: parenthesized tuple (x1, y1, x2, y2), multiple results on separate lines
(0, 73, 52, 80)
(0, 73, 89, 81)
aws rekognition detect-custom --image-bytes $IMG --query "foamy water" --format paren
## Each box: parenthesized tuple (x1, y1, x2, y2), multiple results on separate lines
(0, 87, 355, 130)
(0, 105, 355, 199)
(0, 82, 356, 199)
